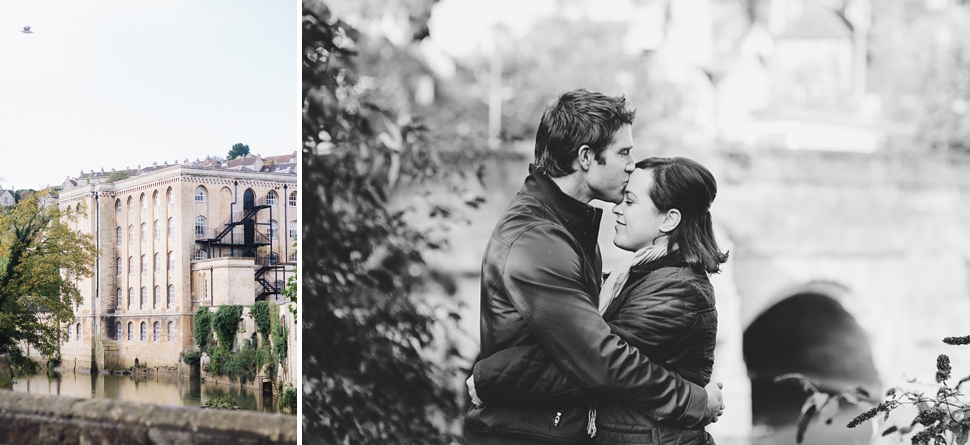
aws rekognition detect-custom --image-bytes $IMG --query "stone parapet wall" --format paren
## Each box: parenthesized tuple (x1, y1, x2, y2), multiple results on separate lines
(0, 390, 296, 445)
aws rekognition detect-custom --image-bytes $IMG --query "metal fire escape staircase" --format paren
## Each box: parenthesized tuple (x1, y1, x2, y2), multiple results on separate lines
(195, 196, 284, 301)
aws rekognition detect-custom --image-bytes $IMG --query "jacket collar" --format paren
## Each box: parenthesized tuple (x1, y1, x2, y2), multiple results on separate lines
(522, 164, 602, 234)
(630, 249, 689, 275)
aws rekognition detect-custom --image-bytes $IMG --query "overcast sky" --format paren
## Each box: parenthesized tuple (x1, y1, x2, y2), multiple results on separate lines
(0, 0, 298, 190)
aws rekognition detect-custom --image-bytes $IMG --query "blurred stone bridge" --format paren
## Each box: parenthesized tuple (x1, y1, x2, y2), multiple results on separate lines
(422, 145, 970, 443)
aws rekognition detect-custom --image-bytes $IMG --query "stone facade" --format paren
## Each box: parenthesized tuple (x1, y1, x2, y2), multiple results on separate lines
(0, 390, 296, 445)
(54, 159, 297, 383)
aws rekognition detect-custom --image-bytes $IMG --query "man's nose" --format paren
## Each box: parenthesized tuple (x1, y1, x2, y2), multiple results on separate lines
(624, 162, 635, 173)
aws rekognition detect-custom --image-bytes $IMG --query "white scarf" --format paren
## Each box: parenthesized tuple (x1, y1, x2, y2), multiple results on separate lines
(597, 240, 670, 315)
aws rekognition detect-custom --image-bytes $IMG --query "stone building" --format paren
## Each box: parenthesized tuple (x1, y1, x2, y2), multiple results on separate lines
(55, 155, 297, 380)
(0, 189, 14, 207)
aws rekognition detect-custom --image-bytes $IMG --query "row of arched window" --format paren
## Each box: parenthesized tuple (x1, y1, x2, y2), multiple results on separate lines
(116, 188, 174, 213)
(68, 320, 178, 342)
(67, 323, 82, 341)
(115, 285, 175, 310)
(117, 252, 174, 275)
(117, 219, 174, 245)
(112, 320, 175, 342)
(116, 188, 297, 213)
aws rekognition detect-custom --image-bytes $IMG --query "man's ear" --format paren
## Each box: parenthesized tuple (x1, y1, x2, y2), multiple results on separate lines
(660, 209, 681, 233)
(577, 145, 593, 171)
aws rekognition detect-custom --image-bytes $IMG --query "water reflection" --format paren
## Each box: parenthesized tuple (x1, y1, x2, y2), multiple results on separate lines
(11, 373, 290, 414)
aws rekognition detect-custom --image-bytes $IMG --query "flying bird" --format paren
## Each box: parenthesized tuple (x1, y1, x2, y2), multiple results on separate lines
(20, 26, 33, 34)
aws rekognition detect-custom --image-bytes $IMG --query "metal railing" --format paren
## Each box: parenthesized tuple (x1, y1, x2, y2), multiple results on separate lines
(195, 226, 270, 244)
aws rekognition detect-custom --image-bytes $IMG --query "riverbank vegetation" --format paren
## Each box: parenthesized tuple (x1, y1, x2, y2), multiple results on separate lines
(184, 302, 290, 391)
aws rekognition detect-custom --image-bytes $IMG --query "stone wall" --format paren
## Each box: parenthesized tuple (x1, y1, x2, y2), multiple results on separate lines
(0, 390, 296, 445)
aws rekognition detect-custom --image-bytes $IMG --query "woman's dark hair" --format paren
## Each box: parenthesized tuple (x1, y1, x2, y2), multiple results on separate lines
(534, 89, 636, 177)
(636, 157, 728, 274)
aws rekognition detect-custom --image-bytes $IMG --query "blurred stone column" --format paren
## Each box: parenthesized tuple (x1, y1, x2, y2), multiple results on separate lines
(706, 227, 752, 444)
(487, 24, 510, 150)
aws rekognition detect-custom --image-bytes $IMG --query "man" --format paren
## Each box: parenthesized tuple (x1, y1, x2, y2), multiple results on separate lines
(465, 89, 724, 444)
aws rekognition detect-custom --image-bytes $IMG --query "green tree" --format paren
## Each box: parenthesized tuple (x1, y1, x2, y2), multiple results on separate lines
(0, 190, 97, 372)
(227, 143, 250, 160)
(105, 171, 129, 183)
(302, 0, 477, 442)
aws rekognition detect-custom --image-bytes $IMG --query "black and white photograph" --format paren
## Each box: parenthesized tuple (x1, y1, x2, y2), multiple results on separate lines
(303, 0, 970, 444)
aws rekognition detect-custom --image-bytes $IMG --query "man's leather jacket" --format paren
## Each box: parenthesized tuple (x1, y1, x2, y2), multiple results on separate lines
(464, 167, 711, 444)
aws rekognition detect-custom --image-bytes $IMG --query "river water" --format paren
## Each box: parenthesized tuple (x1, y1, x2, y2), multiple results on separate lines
(11, 372, 291, 414)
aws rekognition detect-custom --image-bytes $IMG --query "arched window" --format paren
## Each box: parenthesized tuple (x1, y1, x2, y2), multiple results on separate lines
(140, 322, 147, 341)
(269, 252, 279, 264)
(128, 225, 134, 244)
(167, 251, 174, 270)
(166, 187, 174, 203)
(154, 253, 160, 271)
(128, 256, 134, 275)
(153, 190, 160, 207)
(140, 287, 147, 308)
(289, 220, 297, 241)
(140, 193, 146, 209)
(195, 186, 206, 202)
(167, 284, 174, 307)
(116, 322, 122, 340)
(289, 191, 297, 207)
(167, 218, 174, 237)
(141, 255, 147, 273)
(127, 322, 133, 341)
(140, 222, 146, 241)
(116, 288, 122, 309)
(153, 286, 160, 308)
(116, 226, 122, 244)
(128, 288, 133, 309)
(154, 220, 160, 239)
(268, 220, 278, 239)
(115, 199, 122, 214)
(127, 196, 134, 213)
(194, 250, 208, 261)
(116, 257, 122, 275)
(167, 322, 174, 341)
(76, 323, 81, 341)
(266, 190, 277, 206)
(153, 322, 160, 341)
(195, 216, 206, 237)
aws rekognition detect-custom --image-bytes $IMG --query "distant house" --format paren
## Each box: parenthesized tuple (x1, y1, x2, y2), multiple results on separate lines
(0, 189, 14, 207)
(227, 154, 265, 172)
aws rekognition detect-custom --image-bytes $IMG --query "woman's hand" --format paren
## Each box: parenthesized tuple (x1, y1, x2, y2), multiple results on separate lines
(705, 381, 725, 423)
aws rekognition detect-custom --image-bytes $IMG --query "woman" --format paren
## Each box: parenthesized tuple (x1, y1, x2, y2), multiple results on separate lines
(470, 157, 728, 444)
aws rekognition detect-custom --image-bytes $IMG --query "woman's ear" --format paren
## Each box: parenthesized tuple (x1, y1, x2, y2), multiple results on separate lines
(660, 208, 681, 233)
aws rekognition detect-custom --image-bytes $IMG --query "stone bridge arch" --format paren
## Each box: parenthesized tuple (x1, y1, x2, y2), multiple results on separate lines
(742, 279, 881, 436)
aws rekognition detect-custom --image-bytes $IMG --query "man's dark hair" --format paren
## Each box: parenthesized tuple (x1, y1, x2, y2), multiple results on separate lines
(636, 157, 729, 274)
(534, 89, 636, 178)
